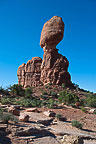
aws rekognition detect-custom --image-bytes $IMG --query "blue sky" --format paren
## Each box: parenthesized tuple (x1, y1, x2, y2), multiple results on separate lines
(0, 0, 96, 92)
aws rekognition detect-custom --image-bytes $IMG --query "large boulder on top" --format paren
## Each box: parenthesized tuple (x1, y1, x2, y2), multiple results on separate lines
(40, 16, 64, 48)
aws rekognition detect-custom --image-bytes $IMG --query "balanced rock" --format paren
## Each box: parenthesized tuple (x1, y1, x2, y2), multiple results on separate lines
(40, 16, 72, 86)
(17, 57, 42, 87)
(17, 16, 72, 87)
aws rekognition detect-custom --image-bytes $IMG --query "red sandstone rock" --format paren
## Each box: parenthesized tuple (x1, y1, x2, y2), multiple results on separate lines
(40, 16, 64, 48)
(17, 57, 42, 87)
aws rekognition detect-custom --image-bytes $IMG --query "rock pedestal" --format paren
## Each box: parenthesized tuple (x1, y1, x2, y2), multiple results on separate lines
(40, 47, 71, 86)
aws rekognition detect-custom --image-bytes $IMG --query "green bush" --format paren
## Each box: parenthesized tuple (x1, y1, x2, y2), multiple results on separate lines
(15, 97, 42, 108)
(61, 83, 65, 89)
(40, 95, 47, 100)
(0, 110, 18, 124)
(0, 86, 9, 95)
(48, 83, 52, 86)
(45, 85, 49, 89)
(73, 83, 79, 91)
(93, 109, 96, 114)
(55, 113, 62, 120)
(47, 99, 55, 109)
(42, 91, 48, 95)
(81, 107, 86, 112)
(49, 91, 57, 97)
(0, 97, 15, 105)
(85, 95, 96, 108)
(16, 98, 32, 107)
(45, 98, 58, 109)
(0, 108, 3, 115)
(58, 90, 79, 104)
(71, 120, 83, 129)
(9, 84, 24, 96)
(25, 87, 33, 98)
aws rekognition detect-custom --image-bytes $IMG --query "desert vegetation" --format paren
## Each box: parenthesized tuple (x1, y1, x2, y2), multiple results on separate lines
(0, 84, 96, 109)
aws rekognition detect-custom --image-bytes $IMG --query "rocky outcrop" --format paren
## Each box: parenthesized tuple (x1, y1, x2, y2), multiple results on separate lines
(17, 16, 72, 87)
(17, 57, 42, 87)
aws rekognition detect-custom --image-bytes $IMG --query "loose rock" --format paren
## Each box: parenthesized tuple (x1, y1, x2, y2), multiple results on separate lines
(62, 135, 83, 144)
(19, 114, 29, 122)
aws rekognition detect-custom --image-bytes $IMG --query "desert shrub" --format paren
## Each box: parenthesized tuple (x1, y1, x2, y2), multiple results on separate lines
(85, 94, 96, 108)
(15, 98, 32, 107)
(61, 83, 65, 89)
(42, 91, 48, 95)
(15, 97, 42, 108)
(0, 86, 9, 95)
(0, 108, 3, 115)
(46, 99, 54, 109)
(25, 87, 33, 98)
(9, 84, 25, 96)
(31, 99, 42, 107)
(93, 109, 96, 114)
(49, 91, 57, 97)
(0, 109, 18, 124)
(55, 113, 62, 120)
(71, 120, 83, 129)
(80, 99, 85, 106)
(0, 97, 15, 105)
(48, 83, 52, 86)
(40, 95, 48, 100)
(81, 107, 86, 112)
(45, 85, 49, 89)
(45, 98, 57, 109)
(58, 90, 68, 103)
(69, 103, 77, 108)
(73, 83, 79, 91)
(58, 90, 79, 104)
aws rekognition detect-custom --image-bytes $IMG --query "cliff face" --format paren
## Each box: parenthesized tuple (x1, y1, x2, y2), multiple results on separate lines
(17, 16, 72, 88)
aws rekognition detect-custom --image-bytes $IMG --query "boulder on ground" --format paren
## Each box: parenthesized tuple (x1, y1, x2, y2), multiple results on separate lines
(43, 110, 56, 117)
(26, 108, 40, 113)
(8, 106, 20, 116)
(19, 114, 29, 122)
(62, 135, 83, 144)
